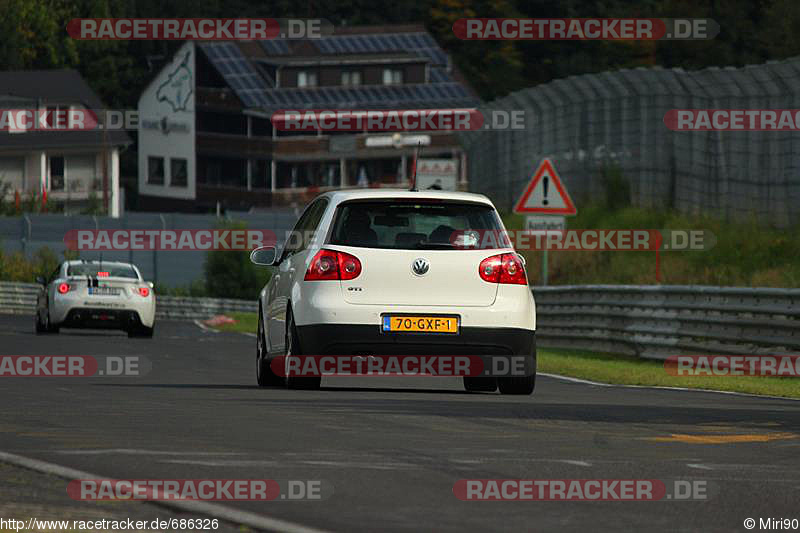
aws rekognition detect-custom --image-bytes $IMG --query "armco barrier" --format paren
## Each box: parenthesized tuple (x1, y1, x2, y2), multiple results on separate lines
(534, 285, 800, 360)
(0, 282, 257, 321)
(2, 282, 798, 359)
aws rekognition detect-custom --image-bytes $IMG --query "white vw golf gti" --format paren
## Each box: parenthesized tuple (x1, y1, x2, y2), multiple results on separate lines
(251, 190, 536, 394)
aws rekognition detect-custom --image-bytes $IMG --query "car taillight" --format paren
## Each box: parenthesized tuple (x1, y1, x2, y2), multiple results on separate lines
(57, 283, 70, 294)
(478, 253, 527, 285)
(138, 287, 150, 297)
(478, 255, 502, 283)
(305, 249, 362, 281)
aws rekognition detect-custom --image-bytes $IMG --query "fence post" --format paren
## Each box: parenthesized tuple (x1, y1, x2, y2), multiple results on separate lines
(21, 215, 31, 255)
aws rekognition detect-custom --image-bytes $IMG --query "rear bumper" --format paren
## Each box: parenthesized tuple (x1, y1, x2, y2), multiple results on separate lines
(294, 324, 536, 376)
(61, 308, 145, 330)
(51, 295, 155, 327)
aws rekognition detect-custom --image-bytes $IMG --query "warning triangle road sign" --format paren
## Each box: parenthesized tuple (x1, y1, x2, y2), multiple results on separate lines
(513, 159, 577, 215)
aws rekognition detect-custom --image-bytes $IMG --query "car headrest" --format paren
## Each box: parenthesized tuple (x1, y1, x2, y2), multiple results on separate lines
(395, 232, 426, 247)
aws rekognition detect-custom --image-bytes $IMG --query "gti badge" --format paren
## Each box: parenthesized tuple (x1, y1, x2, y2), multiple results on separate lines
(411, 258, 430, 276)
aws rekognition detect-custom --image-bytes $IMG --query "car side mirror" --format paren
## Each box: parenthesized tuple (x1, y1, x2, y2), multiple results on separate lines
(35, 276, 46, 286)
(147, 281, 154, 289)
(250, 246, 277, 266)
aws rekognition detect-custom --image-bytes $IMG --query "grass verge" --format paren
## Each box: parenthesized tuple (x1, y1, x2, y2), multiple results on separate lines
(206, 313, 799, 399)
(501, 204, 800, 287)
(539, 348, 800, 399)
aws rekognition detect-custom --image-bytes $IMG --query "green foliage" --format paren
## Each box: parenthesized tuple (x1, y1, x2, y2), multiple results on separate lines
(0, 246, 63, 282)
(504, 204, 800, 287)
(80, 192, 104, 215)
(154, 279, 207, 297)
(203, 221, 271, 299)
(4, 0, 800, 107)
(0, 0, 78, 70)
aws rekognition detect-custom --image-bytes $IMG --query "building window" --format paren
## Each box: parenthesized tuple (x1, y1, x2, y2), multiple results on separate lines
(65, 154, 95, 192)
(49, 156, 65, 190)
(297, 71, 318, 88)
(382, 68, 403, 85)
(170, 158, 187, 187)
(147, 156, 164, 185)
(341, 71, 362, 86)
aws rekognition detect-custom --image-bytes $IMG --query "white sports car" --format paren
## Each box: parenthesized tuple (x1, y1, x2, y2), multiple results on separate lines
(251, 190, 536, 394)
(35, 260, 156, 338)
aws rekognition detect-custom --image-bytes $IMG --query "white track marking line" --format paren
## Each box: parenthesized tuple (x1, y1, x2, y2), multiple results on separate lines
(559, 460, 592, 467)
(687, 463, 713, 470)
(193, 319, 219, 333)
(0, 450, 329, 533)
(539, 373, 612, 387)
(53, 449, 245, 456)
(159, 459, 278, 467)
(300, 460, 417, 470)
(539, 372, 800, 401)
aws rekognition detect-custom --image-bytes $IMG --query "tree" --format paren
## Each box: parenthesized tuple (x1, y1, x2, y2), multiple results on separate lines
(0, 0, 78, 69)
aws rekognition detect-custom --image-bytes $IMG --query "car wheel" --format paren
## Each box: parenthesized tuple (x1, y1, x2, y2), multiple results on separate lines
(35, 311, 46, 334)
(128, 325, 154, 338)
(256, 308, 282, 387)
(497, 374, 536, 395)
(284, 308, 321, 390)
(463, 377, 497, 392)
(44, 312, 59, 334)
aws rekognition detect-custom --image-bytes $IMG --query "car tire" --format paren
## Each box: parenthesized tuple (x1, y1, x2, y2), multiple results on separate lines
(128, 325, 154, 338)
(497, 373, 536, 395)
(44, 312, 59, 334)
(256, 308, 282, 387)
(35, 312, 46, 334)
(463, 377, 497, 392)
(284, 308, 321, 390)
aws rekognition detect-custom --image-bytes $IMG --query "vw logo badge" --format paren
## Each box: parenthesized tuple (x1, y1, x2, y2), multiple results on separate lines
(412, 258, 430, 276)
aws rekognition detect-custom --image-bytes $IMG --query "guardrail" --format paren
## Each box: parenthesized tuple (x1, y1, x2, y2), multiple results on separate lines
(534, 285, 800, 360)
(1, 282, 797, 359)
(0, 282, 257, 321)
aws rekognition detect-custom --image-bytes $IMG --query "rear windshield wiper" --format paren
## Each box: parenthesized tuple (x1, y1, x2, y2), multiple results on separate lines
(413, 242, 459, 249)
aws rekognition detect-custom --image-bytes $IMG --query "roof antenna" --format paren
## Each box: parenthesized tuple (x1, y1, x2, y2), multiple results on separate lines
(410, 141, 421, 192)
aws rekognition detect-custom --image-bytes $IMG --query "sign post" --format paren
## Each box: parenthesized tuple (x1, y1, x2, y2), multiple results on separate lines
(513, 159, 576, 286)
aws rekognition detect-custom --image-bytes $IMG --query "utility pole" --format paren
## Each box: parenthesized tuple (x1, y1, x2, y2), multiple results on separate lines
(102, 111, 109, 214)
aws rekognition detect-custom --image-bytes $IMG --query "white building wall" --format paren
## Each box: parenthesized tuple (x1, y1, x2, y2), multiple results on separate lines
(137, 41, 196, 200)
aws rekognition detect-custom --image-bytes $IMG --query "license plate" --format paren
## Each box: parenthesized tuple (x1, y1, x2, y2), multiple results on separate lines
(88, 287, 119, 296)
(382, 316, 459, 334)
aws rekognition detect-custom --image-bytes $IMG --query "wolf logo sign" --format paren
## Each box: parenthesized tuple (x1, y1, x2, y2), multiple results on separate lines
(156, 51, 193, 112)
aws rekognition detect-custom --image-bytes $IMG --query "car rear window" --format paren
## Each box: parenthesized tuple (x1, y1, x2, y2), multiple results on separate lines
(67, 264, 139, 279)
(329, 200, 504, 249)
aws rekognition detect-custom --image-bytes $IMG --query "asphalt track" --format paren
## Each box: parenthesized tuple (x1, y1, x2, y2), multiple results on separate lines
(1, 313, 799, 532)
